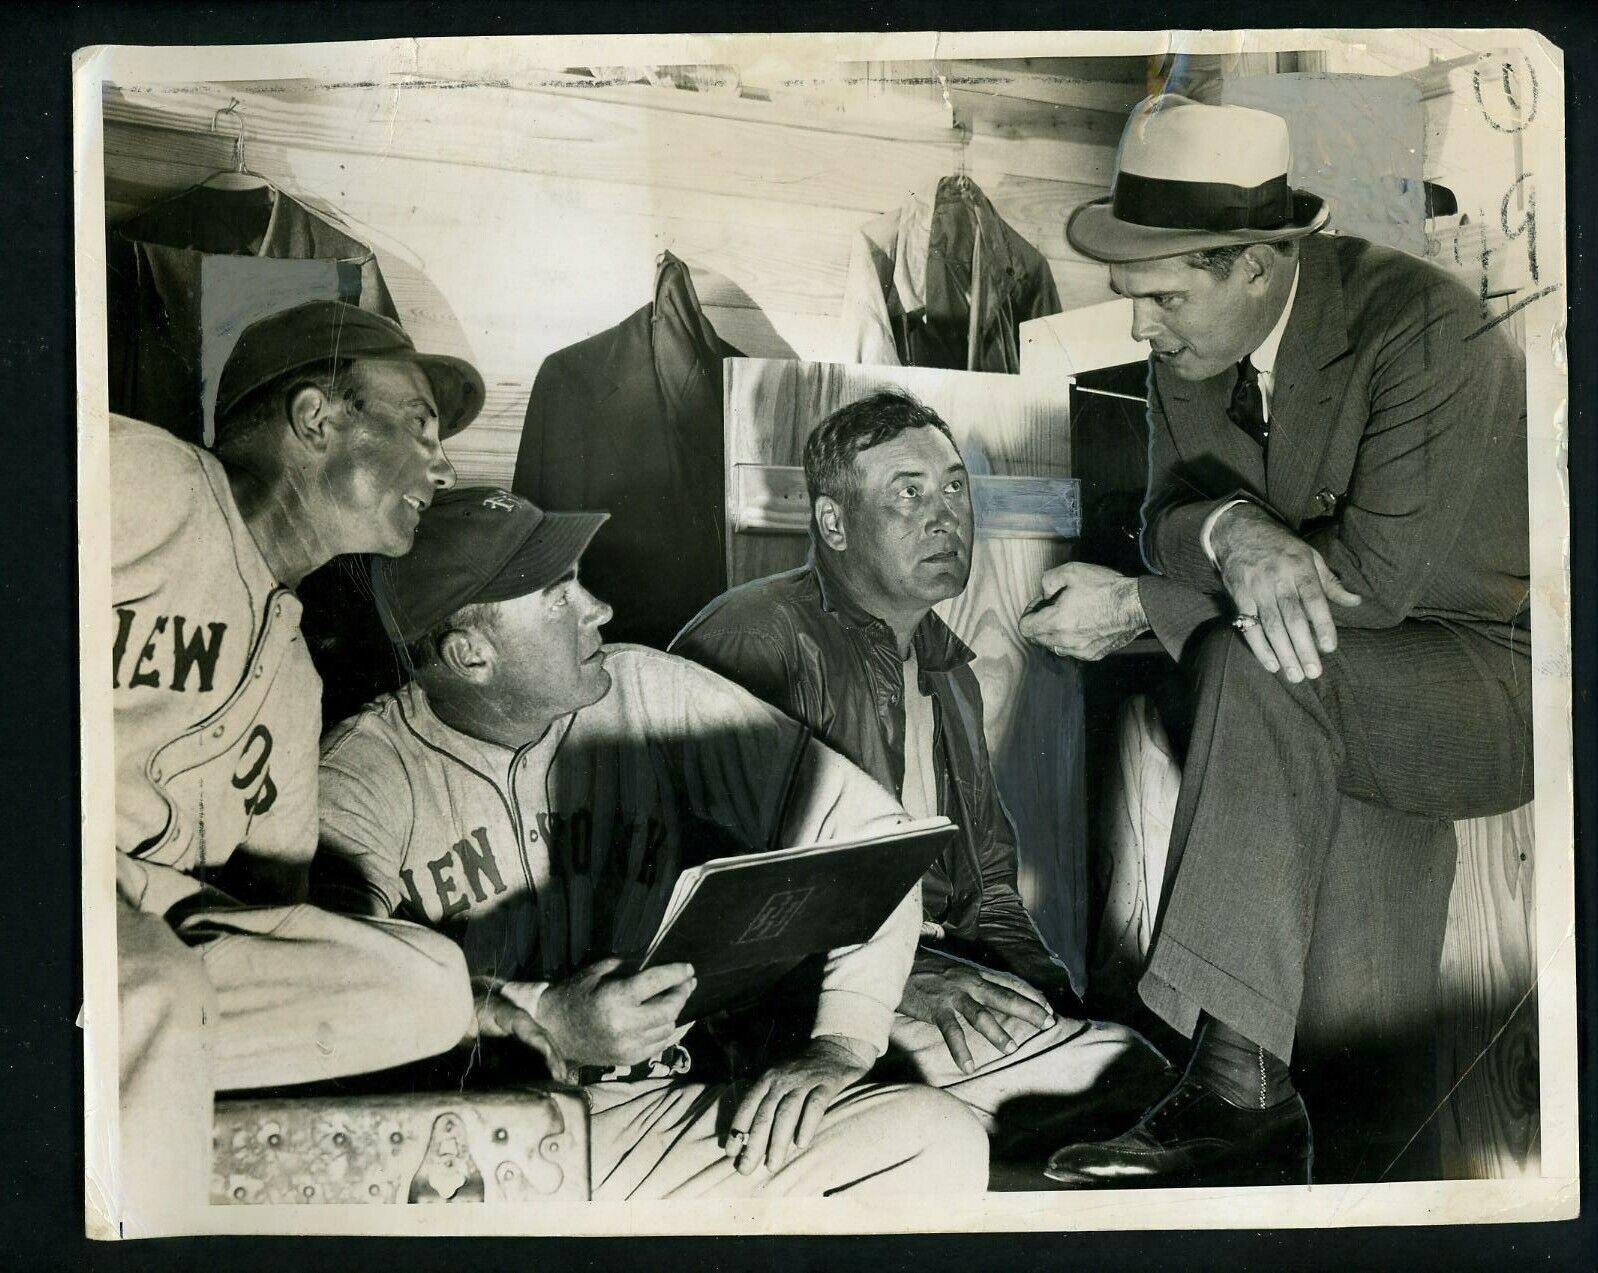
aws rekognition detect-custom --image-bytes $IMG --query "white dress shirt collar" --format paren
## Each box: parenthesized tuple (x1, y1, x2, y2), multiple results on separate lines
(1250, 263, 1300, 420)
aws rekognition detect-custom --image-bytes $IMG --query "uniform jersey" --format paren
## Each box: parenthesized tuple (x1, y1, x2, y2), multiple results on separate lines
(319, 647, 918, 1054)
(111, 414, 321, 916)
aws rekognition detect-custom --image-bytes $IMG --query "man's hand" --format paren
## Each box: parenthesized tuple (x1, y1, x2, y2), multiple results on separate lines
(898, 963, 1055, 1074)
(473, 981, 574, 1082)
(536, 957, 696, 1069)
(1210, 503, 1362, 682)
(1019, 563, 1148, 662)
(724, 1036, 873, 1175)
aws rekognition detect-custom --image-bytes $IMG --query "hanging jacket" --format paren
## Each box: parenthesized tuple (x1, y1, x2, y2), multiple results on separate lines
(841, 175, 1061, 374)
(512, 252, 738, 649)
(107, 184, 397, 445)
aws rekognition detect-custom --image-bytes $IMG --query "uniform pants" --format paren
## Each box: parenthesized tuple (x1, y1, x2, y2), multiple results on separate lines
(584, 1076, 989, 1198)
(115, 894, 474, 1234)
(878, 998, 1173, 1155)
(1140, 621, 1534, 1064)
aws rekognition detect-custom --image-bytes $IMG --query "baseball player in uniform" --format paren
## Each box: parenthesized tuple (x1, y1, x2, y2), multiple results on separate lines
(111, 301, 487, 1232)
(315, 487, 990, 1199)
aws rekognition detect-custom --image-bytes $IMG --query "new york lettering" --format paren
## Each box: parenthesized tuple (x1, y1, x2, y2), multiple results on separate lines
(230, 723, 278, 816)
(111, 607, 227, 692)
(400, 826, 510, 920)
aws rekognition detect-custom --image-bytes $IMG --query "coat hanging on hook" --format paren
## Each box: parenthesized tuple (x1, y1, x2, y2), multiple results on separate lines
(512, 252, 742, 650)
(107, 95, 399, 447)
(840, 174, 1061, 374)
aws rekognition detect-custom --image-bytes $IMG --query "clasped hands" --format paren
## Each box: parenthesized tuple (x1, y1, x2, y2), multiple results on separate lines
(1019, 503, 1361, 682)
(474, 957, 876, 1176)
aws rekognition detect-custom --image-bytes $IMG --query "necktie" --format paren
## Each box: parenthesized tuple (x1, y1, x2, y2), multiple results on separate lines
(1227, 356, 1269, 449)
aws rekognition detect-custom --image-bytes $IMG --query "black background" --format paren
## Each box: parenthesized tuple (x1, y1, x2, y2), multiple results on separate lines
(5, 2, 1594, 1268)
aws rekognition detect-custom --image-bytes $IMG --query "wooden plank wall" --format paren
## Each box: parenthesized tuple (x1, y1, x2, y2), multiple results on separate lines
(100, 68, 1134, 487)
(1438, 805, 1540, 1178)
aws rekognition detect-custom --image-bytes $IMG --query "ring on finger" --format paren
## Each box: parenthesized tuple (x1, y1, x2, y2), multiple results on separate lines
(1232, 613, 1260, 633)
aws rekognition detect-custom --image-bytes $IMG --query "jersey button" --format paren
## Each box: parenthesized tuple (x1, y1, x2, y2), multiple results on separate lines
(211, 725, 224, 738)
(527, 830, 539, 842)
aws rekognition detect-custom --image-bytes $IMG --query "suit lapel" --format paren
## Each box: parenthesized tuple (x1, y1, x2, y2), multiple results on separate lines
(1265, 237, 1352, 524)
(1159, 362, 1268, 496)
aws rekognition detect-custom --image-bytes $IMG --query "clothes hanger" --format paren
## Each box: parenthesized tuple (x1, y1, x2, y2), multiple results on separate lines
(198, 98, 271, 193)
(949, 121, 977, 192)
(113, 97, 275, 230)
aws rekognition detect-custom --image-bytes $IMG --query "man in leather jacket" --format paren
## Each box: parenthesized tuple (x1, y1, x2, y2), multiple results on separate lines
(673, 390, 1169, 1159)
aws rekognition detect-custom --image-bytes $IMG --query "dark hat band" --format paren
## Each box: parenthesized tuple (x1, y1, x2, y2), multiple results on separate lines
(1112, 171, 1293, 232)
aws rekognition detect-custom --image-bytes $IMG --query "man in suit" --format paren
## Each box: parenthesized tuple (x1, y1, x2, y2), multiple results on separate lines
(1020, 95, 1533, 1186)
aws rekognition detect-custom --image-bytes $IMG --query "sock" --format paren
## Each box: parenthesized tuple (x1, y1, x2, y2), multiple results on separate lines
(1187, 1017, 1295, 1110)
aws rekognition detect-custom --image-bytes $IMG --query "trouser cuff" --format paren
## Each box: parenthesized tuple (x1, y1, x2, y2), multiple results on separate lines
(1139, 935, 1299, 1064)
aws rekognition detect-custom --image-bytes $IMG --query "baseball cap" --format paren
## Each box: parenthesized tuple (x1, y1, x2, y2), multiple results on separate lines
(371, 487, 610, 645)
(216, 299, 486, 438)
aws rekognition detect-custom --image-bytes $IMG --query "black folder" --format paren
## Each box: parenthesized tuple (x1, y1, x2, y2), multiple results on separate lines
(633, 817, 957, 1023)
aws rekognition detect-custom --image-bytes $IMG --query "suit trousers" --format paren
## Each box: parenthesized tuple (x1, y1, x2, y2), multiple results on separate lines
(1139, 619, 1533, 1064)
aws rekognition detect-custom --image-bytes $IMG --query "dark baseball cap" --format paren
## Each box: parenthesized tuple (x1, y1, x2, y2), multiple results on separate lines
(371, 487, 610, 644)
(216, 299, 485, 438)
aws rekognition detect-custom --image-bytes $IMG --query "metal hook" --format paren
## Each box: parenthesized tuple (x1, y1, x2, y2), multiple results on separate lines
(211, 97, 246, 172)
(947, 113, 971, 184)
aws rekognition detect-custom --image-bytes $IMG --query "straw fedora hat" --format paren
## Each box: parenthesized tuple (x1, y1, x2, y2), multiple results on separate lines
(1067, 94, 1328, 264)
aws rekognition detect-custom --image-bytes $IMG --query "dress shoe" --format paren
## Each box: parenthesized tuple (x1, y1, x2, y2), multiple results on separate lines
(1043, 1071, 1313, 1188)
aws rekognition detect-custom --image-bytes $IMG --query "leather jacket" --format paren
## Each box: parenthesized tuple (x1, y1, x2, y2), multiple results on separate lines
(671, 552, 1072, 994)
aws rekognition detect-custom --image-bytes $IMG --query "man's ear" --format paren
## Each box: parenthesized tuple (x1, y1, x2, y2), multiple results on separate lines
(814, 495, 848, 552)
(285, 383, 337, 451)
(437, 626, 494, 684)
(1239, 244, 1277, 287)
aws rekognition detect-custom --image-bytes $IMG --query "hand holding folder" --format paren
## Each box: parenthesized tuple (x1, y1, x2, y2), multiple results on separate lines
(631, 816, 958, 1024)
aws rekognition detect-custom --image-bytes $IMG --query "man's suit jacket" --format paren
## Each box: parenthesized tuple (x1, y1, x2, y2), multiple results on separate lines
(1136, 233, 1530, 671)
